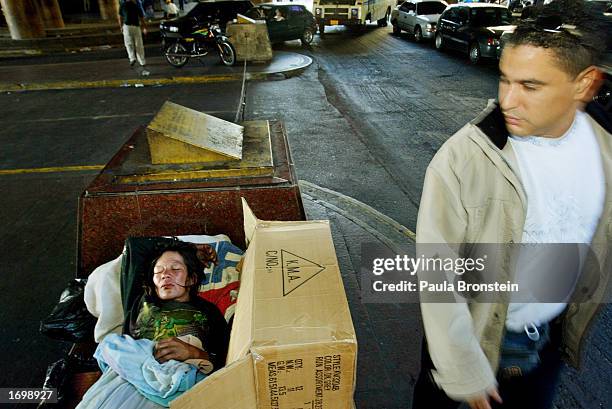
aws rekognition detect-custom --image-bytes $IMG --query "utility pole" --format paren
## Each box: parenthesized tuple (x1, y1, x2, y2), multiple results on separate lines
(37, 0, 65, 29)
(0, 0, 45, 39)
(98, 0, 119, 20)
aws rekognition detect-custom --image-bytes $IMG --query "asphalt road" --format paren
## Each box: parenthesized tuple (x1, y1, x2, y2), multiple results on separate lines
(250, 25, 500, 232)
(0, 22, 610, 409)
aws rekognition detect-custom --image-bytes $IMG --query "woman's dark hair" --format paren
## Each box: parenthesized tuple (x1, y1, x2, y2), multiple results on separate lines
(144, 241, 204, 301)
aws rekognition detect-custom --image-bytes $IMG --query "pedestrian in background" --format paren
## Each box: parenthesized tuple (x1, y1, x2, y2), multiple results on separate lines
(143, 0, 155, 20)
(118, 0, 150, 76)
(412, 0, 610, 408)
(164, 0, 179, 19)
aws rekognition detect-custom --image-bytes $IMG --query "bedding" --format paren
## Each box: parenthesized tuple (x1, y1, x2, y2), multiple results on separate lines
(84, 235, 243, 342)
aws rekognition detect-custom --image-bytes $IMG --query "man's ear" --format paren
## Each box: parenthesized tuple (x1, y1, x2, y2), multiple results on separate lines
(575, 66, 602, 102)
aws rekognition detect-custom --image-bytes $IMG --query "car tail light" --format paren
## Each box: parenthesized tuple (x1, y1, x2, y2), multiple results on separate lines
(487, 37, 497, 46)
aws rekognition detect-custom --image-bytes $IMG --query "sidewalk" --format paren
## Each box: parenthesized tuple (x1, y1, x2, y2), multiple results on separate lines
(0, 22, 161, 58)
(0, 51, 312, 92)
(0, 5, 197, 58)
(299, 181, 420, 409)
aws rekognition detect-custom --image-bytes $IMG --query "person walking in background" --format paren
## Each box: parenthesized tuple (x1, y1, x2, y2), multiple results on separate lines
(118, 0, 150, 76)
(412, 0, 610, 408)
(143, 0, 155, 20)
(164, 0, 179, 19)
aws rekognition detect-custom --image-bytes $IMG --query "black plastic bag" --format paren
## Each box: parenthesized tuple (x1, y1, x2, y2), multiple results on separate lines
(40, 279, 96, 342)
(39, 358, 68, 406)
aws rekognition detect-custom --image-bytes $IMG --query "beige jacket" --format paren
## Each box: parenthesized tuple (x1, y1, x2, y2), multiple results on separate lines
(416, 101, 612, 400)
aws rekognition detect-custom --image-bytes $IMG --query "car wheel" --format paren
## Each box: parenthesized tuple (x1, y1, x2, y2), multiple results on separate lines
(435, 32, 444, 50)
(469, 42, 481, 64)
(414, 25, 423, 43)
(350, 22, 366, 33)
(377, 10, 389, 27)
(392, 21, 401, 35)
(301, 27, 315, 45)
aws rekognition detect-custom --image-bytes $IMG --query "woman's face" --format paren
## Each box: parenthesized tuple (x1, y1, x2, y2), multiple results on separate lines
(152, 251, 192, 302)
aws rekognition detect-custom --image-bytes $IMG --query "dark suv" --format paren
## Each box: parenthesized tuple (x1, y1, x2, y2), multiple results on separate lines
(245, 3, 317, 45)
(159, 0, 253, 34)
(435, 3, 515, 64)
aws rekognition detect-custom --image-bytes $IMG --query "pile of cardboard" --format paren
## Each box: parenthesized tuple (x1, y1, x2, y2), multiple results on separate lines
(172, 199, 357, 409)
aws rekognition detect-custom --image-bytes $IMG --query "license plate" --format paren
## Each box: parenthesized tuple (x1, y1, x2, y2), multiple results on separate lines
(330, 19, 339, 25)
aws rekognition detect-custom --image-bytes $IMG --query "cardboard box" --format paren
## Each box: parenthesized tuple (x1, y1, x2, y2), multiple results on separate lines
(171, 199, 357, 409)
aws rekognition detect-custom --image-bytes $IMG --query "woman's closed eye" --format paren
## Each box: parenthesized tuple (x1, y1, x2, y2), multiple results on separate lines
(154, 263, 186, 274)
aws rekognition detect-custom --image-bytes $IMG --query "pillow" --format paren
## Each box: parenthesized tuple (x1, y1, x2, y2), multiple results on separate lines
(84, 254, 125, 342)
(197, 241, 243, 322)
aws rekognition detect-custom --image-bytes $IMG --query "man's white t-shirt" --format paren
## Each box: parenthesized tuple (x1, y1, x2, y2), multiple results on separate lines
(506, 110, 605, 331)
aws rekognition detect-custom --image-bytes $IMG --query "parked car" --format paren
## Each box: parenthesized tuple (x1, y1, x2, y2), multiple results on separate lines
(508, 0, 532, 15)
(159, 0, 253, 34)
(245, 3, 317, 45)
(391, 0, 448, 42)
(435, 3, 515, 64)
(588, 0, 612, 14)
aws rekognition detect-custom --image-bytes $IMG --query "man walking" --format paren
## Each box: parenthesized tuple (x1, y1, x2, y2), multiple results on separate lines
(412, 0, 610, 408)
(118, 0, 149, 76)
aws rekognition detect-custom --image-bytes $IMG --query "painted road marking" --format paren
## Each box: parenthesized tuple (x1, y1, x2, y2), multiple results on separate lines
(14, 110, 236, 123)
(0, 70, 308, 93)
(0, 165, 104, 175)
(0, 75, 243, 92)
(20, 113, 155, 122)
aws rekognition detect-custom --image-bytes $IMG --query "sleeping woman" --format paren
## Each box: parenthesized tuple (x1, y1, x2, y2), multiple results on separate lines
(77, 242, 229, 409)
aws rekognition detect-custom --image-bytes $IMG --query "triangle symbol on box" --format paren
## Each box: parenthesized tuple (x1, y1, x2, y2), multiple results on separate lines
(281, 249, 326, 296)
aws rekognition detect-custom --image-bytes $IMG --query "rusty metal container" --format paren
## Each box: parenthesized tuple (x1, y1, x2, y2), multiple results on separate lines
(77, 119, 304, 277)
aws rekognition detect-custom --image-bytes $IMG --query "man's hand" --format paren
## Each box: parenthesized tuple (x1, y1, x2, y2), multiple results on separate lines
(467, 387, 502, 409)
(154, 337, 209, 363)
(140, 17, 147, 35)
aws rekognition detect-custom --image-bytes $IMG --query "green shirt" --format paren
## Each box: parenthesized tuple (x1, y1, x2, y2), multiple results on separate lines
(133, 299, 209, 342)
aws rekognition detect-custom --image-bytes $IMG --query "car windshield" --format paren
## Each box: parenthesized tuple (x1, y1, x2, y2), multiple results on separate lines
(586, 0, 612, 13)
(188, 3, 214, 17)
(417, 2, 447, 15)
(187, 2, 248, 18)
(470, 7, 513, 27)
(259, 6, 275, 19)
(245, 6, 265, 19)
(320, 0, 355, 4)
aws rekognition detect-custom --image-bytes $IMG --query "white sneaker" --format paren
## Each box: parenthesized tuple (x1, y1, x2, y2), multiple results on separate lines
(141, 69, 150, 77)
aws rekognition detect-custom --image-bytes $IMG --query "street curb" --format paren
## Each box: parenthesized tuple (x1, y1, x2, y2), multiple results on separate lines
(299, 180, 415, 253)
(0, 67, 309, 93)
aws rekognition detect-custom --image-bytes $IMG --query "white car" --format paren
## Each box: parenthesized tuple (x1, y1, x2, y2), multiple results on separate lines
(391, 0, 448, 42)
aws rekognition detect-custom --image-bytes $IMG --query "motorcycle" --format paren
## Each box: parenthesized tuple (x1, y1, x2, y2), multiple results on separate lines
(161, 21, 236, 68)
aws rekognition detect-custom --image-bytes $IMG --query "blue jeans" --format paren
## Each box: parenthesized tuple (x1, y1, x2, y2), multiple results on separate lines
(412, 324, 564, 409)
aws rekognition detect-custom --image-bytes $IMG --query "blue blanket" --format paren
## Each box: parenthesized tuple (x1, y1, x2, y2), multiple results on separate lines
(90, 334, 205, 407)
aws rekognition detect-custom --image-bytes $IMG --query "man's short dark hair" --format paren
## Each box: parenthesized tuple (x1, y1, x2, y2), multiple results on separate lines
(144, 241, 204, 301)
(502, 0, 609, 77)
